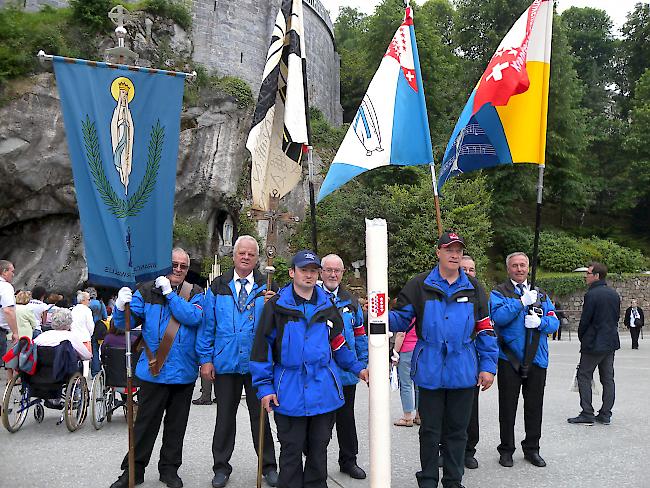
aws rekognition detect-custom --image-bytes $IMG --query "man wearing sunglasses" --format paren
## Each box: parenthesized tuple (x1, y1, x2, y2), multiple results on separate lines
(110, 247, 204, 488)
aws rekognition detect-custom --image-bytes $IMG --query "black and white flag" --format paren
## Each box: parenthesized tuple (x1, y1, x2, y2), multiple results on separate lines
(247, 0, 309, 211)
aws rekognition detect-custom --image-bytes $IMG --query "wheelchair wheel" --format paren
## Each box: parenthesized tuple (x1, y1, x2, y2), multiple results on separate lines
(34, 403, 45, 423)
(106, 388, 115, 423)
(90, 369, 107, 430)
(2, 375, 29, 433)
(64, 373, 89, 432)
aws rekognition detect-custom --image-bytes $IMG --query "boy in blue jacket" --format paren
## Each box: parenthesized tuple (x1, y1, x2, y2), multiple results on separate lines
(250, 250, 369, 488)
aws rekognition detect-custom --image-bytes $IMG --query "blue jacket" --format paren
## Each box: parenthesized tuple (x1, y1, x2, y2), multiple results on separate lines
(113, 281, 204, 384)
(490, 281, 559, 369)
(250, 284, 364, 417)
(323, 286, 368, 386)
(196, 269, 275, 374)
(389, 267, 498, 390)
(89, 299, 107, 323)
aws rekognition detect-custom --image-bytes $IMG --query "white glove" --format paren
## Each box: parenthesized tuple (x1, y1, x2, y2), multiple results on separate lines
(520, 289, 538, 307)
(155, 276, 173, 295)
(524, 311, 542, 329)
(115, 287, 132, 311)
(391, 349, 400, 363)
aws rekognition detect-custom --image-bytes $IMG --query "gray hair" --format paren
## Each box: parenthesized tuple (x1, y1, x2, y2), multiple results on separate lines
(0, 260, 13, 274)
(233, 235, 259, 256)
(505, 252, 529, 268)
(321, 254, 344, 269)
(85, 287, 98, 299)
(77, 291, 90, 303)
(51, 308, 72, 331)
(461, 255, 475, 263)
(172, 247, 190, 263)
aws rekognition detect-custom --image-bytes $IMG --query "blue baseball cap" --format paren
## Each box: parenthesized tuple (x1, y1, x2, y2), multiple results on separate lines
(291, 250, 321, 268)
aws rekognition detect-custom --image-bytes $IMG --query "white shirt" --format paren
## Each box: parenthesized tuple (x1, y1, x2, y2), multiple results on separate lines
(320, 284, 339, 299)
(70, 304, 94, 342)
(629, 308, 640, 328)
(0, 277, 15, 331)
(33, 329, 92, 360)
(511, 280, 529, 292)
(27, 299, 49, 328)
(233, 270, 255, 296)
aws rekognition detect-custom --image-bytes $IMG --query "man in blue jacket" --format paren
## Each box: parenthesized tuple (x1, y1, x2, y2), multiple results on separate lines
(568, 261, 620, 426)
(196, 235, 278, 488)
(389, 232, 498, 488)
(250, 250, 369, 488)
(109, 248, 204, 488)
(319, 253, 368, 480)
(490, 252, 559, 469)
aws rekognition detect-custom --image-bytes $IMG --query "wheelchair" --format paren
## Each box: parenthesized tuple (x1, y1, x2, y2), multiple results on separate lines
(90, 346, 142, 430)
(1, 345, 89, 433)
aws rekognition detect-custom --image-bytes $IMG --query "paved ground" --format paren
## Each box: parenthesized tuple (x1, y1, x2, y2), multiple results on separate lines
(1, 335, 648, 488)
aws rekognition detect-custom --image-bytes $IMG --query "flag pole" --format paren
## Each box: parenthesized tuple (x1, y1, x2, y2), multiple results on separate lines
(529, 165, 544, 289)
(429, 163, 443, 237)
(302, 28, 318, 253)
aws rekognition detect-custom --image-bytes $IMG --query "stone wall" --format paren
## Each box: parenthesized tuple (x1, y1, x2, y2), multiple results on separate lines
(557, 275, 650, 330)
(1, 0, 343, 124)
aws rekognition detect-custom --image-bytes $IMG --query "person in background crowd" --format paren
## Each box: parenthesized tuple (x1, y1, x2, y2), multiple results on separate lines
(0, 260, 19, 381)
(624, 299, 644, 350)
(34, 308, 92, 360)
(568, 262, 620, 426)
(86, 287, 108, 376)
(27, 285, 49, 336)
(392, 323, 419, 428)
(14, 290, 37, 340)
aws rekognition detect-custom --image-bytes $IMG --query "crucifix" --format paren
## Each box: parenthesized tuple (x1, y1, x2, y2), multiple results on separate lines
(247, 188, 298, 488)
(106, 4, 140, 64)
(247, 189, 299, 289)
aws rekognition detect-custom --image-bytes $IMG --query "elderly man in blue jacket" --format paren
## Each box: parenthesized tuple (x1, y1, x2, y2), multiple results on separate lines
(490, 251, 559, 469)
(251, 250, 369, 488)
(389, 232, 498, 488)
(319, 253, 368, 480)
(196, 235, 278, 488)
(109, 247, 204, 488)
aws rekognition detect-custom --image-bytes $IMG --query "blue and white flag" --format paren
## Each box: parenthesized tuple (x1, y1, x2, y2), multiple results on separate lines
(53, 57, 186, 288)
(318, 7, 433, 202)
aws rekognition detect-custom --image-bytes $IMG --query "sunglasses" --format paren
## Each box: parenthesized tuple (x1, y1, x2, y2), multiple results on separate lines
(172, 262, 189, 270)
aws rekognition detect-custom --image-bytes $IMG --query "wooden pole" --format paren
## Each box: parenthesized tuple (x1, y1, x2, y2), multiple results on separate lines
(124, 302, 136, 488)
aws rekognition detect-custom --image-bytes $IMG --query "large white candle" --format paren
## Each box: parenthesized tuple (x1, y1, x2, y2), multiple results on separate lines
(365, 218, 391, 488)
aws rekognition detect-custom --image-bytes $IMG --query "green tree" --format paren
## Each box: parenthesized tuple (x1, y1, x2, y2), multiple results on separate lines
(618, 2, 650, 113)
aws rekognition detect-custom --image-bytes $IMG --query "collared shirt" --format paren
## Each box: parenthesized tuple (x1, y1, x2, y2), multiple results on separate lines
(510, 280, 529, 294)
(233, 270, 254, 296)
(0, 276, 16, 331)
(292, 286, 318, 305)
(320, 284, 339, 299)
(430, 268, 463, 297)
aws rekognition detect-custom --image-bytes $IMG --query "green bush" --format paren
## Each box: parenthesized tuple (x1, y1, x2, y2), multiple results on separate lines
(143, 0, 192, 31)
(217, 76, 253, 108)
(588, 238, 646, 273)
(173, 217, 208, 247)
(70, 0, 115, 33)
(536, 273, 587, 297)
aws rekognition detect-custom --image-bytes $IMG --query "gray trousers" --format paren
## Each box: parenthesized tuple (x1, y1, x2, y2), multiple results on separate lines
(578, 351, 615, 420)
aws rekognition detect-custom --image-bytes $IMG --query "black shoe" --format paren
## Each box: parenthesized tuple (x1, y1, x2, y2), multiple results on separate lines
(524, 452, 546, 467)
(567, 415, 595, 425)
(192, 397, 213, 405)
(595, 415, 611, 425)
(109, 471, 144, 488)
(212, 472, 229, 488)
(340, 464, 366, 479)
(465, 456, 479, 469)
(499, 453, 513, 467)
(263, 469, 279, 487)
(160, 472, 183, 488)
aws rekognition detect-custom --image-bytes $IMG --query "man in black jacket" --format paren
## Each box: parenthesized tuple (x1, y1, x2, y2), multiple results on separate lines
(568, 262, 620, 426)
(624, 299, 644, 349)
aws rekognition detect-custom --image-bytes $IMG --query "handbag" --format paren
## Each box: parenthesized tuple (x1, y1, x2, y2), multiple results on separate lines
(390, 365, 399, 392)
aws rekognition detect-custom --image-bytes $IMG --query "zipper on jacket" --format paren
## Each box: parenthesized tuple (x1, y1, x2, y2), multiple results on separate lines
(276, 367, 286, 401)
(327, 365, 344, 400)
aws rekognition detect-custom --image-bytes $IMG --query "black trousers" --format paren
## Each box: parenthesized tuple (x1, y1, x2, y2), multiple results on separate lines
(212, 373, 276, 475)
(578, 351, 615, 419)
(335, 384, 359, 469)
(417, 387, 474, 488)
(630, 327, 641, 349)
(120, 380, 194, 477)
(440, 386, 480, 458)
(497, 359, 546, 456)
(275, 411, 335, 488)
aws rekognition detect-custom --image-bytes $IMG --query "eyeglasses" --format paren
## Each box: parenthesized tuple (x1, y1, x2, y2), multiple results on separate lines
(322, 268, 344, 275)
(172, 262, 189, 270)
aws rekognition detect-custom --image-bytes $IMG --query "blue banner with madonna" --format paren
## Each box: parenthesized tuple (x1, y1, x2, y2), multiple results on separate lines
(53, 56, 186, 288)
